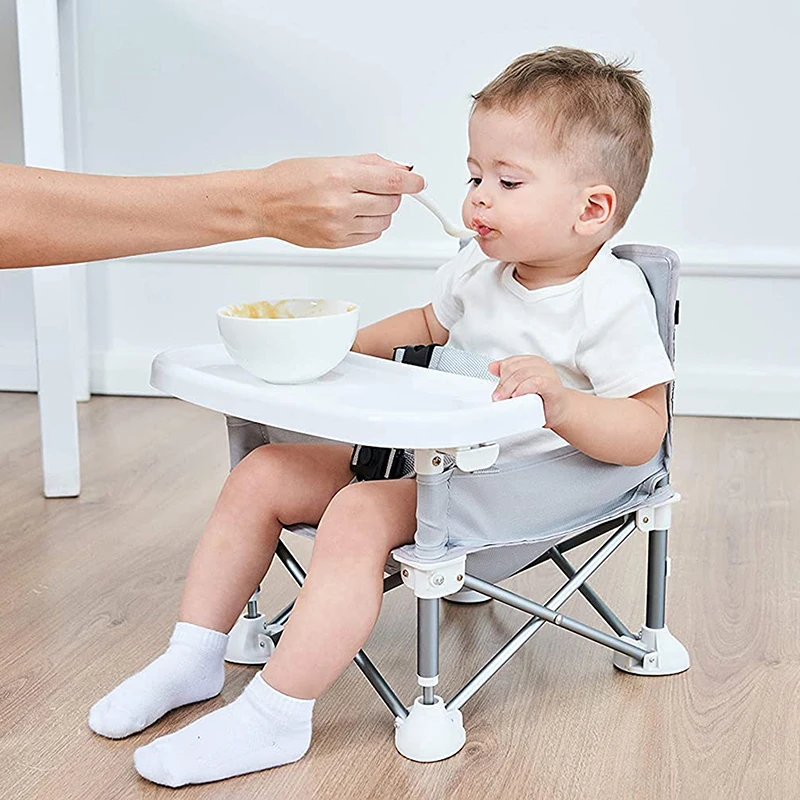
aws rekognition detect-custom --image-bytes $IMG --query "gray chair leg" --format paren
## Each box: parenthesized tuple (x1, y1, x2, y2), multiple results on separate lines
(614, 523, 690, 675)
(394, 596, 467, 761)
(646, 529, 668, 629)
(418, 598, 440, 705)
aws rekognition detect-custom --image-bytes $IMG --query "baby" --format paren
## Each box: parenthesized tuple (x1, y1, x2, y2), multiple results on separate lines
(89, 46, 673, 787)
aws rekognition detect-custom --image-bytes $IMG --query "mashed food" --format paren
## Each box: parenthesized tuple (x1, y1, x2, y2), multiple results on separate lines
(227, 300, 297, 319)
(225, 300, 356, 320)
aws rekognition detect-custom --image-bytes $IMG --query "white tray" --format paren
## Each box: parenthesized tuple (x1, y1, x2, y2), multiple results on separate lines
(150, 345, 545, 450)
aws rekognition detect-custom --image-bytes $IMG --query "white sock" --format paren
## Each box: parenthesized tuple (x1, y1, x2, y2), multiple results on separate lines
(134, 674, 314, 787)
(88, 622, 227, 739)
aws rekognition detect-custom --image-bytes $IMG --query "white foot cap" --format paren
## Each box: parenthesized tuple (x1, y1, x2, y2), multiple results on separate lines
(444, 588, 493, 605)
(613, 624, 690, 675)
(394, 696, 466, 762)
(224, 614, 279, 665)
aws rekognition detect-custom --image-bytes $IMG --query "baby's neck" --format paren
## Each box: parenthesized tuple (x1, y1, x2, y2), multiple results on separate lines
(512, 246, 601, 291)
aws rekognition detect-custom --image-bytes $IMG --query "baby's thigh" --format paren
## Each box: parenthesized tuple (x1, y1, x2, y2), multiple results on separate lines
(318, 478, 418, 555)
(230, 442, 355, 527)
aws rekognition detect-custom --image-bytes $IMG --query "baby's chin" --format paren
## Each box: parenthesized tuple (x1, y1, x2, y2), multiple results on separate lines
(475, 232, 515, 261)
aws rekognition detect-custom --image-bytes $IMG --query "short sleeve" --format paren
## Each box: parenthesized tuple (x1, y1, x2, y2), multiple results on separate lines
(431, 241, 483, 330)
(577, 268, 675, 398)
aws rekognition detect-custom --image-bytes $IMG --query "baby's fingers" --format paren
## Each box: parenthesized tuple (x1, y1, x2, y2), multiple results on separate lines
(492, 377, 515, 401)
(492, 367, 528, 401)
(510, 377, 545, 398)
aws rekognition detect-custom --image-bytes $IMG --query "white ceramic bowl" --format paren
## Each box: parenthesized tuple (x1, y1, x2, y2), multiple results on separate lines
(217, 298, 360, 384)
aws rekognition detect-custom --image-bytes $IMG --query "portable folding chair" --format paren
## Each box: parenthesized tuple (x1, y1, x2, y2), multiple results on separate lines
(154, 244, 690, 763)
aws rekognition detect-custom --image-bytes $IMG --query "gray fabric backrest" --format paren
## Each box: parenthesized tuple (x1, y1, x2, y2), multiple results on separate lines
(611, 244, 680, 366)
(611, 243, 680, 480)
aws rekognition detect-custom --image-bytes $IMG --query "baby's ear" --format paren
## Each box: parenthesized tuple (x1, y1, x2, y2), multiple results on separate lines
(575, 185, 616, 236)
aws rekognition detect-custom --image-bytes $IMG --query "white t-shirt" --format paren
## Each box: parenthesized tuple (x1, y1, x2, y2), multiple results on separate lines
(432, 241, 675, 462)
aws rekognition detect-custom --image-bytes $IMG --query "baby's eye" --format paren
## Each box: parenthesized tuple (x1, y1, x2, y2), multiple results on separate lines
(500, 179, 522, 189)
(467, 177, 482, 187)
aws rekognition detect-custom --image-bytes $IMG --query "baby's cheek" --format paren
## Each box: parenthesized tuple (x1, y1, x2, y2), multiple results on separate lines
(511, 216, 548, 248)
(461, 198, 472, 226)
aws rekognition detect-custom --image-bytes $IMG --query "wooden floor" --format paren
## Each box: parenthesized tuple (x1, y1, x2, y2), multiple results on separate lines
(0, 393, 798, 800)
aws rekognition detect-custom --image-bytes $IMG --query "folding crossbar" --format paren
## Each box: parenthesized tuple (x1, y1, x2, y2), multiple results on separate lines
(501, 515, 636, 639)
(445, 517, 650, 710)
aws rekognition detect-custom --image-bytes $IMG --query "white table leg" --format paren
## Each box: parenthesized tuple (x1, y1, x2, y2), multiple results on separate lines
(32, 267, 81, 497)
(16, 0, 81, 496)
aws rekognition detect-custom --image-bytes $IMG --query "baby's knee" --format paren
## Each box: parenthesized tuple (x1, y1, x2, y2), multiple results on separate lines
(325, 482, 381, 523)
(227, 444, 291, 493)
(317, 482, 413, 553)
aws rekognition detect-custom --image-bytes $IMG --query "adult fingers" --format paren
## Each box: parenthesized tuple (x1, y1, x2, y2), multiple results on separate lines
(353, 153, 414, 170)
(350, 163, 425, 195)
(315, 231, 383, 250)
(350, 215, 393, 235)
(343, 232, 383, 247)
(350, 192, 402, 217)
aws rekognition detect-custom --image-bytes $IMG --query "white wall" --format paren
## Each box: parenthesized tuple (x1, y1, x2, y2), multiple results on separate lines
(2, 0, 799, 416)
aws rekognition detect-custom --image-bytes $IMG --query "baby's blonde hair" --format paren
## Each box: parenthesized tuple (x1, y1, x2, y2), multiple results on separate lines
(473, 46, 653, 230)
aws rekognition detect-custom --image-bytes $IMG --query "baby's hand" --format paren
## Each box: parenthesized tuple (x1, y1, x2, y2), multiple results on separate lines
(489, 355, 570, 428)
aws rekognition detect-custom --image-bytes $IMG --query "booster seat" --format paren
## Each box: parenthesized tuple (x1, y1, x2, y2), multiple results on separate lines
(171, 244, 691, 762)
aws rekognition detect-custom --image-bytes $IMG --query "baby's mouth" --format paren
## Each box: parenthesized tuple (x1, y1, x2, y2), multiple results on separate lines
(471, 218, 496, 237)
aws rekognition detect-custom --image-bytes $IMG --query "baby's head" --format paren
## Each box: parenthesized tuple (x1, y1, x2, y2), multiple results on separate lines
(463, 47, 652, 265)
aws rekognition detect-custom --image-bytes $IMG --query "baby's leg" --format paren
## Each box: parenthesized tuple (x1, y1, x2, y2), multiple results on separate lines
(133, 479, 417, 787)
(89, 443, 353, 739)
(264, 478, 418, 697)
(177, 441, 355, 631)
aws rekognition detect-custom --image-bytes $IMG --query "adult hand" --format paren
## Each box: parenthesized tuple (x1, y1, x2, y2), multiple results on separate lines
(254, 154, 425, 248)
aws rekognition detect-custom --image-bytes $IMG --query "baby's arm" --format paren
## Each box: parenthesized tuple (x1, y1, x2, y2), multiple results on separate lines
(491, 356, 667, 466)
(352, 303, 448, 359)
(548, 384, 667, 466)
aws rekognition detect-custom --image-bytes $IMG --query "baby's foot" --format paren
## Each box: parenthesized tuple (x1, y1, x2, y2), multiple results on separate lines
(134, 674, 313, 787)
(89, 622, 227, 739)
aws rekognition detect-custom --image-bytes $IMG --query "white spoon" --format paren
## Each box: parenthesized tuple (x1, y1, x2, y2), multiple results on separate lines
(410, 184, 477, 239)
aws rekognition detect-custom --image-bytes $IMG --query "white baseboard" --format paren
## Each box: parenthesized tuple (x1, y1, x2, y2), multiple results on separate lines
(0, 345, 166, 397)
(674, 366, 800, 418)
(2, 344, 798, 418)
(0, 344, 37, 392)
(87, 348, 166, 397)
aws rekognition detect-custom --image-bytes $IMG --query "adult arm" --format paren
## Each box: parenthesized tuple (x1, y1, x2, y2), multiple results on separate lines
(0, 154, 424, 269)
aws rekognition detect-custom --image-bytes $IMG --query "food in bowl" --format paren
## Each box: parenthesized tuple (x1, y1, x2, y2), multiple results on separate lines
(226, 299, 356, 320)
(217, 298, 360, 384)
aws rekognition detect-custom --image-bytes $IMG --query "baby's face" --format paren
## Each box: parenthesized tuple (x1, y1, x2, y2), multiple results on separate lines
(463, 107, 589, 265)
